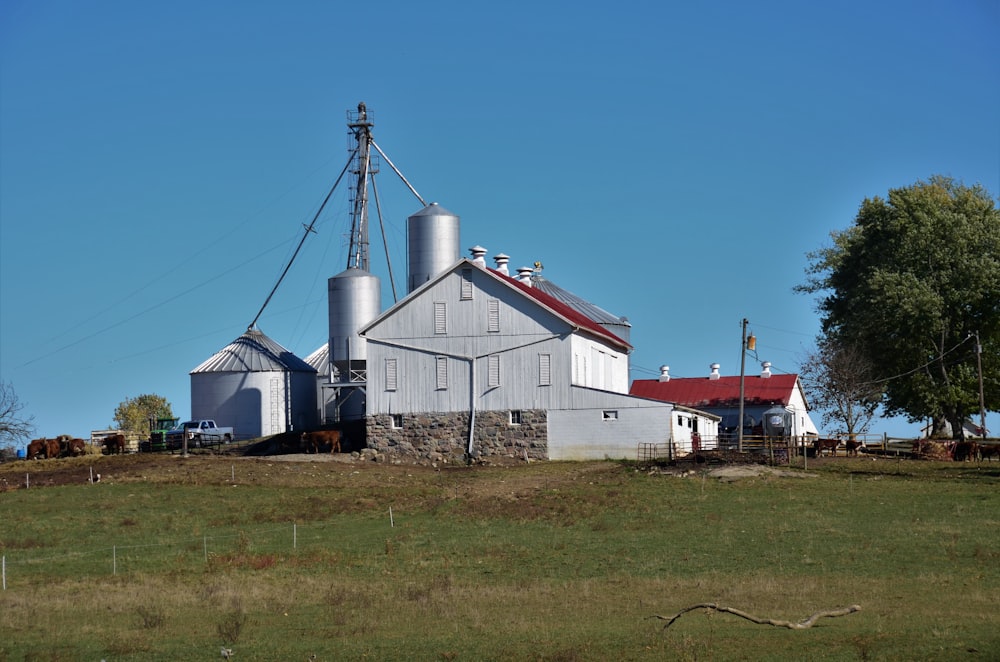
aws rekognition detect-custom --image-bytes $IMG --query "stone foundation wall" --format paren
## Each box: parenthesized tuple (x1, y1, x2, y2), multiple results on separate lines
(365, 410, 548, 465)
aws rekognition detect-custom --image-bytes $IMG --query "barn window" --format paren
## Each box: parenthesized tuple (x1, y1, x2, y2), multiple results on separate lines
(509, 410, 523, 425)
(436, 356, 448, 390)
(460, 269, 474, 300)
(603, 410, 618, 421)
(538, 353, 551, 386)
(385, 358, 397, 391)
(487, 298, 500, 332)
(678, 415, 684, 426)
(434, 301, 447, 334)
(487, 354, 501, 388)
(390, 414, 403, 429)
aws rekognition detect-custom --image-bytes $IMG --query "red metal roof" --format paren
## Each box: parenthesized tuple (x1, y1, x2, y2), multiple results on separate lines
(493, 268, 632, 351)
(630, 374, 800, 408)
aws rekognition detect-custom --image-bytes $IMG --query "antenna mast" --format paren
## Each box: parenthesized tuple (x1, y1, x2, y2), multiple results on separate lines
(347, 102, 376, 271)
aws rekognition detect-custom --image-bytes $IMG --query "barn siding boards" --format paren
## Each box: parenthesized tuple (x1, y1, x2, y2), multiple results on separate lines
(548, 406, 668, 461)
(569, 335, 628, 392)
(367, 334, 571, 414)
(362, 259, 623, 416)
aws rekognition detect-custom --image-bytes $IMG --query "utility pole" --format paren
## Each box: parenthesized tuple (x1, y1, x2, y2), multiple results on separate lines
(738, 318, 748, 452)
(975, 331, 987, 440)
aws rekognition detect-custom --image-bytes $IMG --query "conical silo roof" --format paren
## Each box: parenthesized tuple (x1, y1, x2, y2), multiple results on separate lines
(304, 343, 328, 372)
(191, 328, 316, 374)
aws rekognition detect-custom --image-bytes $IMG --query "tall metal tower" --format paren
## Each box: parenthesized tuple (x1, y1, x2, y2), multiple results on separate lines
(346, 102, 377, 271)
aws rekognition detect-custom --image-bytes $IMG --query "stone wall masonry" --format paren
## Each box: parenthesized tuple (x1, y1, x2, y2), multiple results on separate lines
(365, 410, 548, 465)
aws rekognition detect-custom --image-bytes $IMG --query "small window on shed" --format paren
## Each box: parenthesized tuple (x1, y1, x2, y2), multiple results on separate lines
(390, 414, 403, 429)
(509, 410, 523, 425)
(678, 415, 684, 426)
(603, 410, 618, 421)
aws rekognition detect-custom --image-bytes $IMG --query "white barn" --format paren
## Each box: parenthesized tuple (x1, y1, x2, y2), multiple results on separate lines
(360, 256, 717, 462)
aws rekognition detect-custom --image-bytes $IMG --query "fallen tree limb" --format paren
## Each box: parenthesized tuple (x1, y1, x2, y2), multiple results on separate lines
(654, 603, 861, 631)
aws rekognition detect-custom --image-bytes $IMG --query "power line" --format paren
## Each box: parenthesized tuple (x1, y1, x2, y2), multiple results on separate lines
(859, 335, 975, 387)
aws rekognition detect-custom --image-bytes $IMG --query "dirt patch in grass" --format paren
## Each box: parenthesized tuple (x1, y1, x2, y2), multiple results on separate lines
(0, 447, 589, 495)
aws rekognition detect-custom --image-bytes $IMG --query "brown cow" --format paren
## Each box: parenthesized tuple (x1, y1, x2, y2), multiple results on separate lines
(44, 438, 62, 459)
(979, 444, 999, 462)
(951, 440, 980, 462)
(65, 438, 87, 457)
(301, 430, 341, 454)
(26, 438, 47, 460)
(103, 434, 126, 455)
(844, 439, 863, 457)
(813, 438, 839, 457)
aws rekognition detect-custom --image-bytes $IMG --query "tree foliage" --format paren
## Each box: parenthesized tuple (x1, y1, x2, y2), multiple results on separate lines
(799, 340, 881, 436)
(798, 176, 1000, 437)
(113, 394, 174, 435)
(0, 380, 35, 445)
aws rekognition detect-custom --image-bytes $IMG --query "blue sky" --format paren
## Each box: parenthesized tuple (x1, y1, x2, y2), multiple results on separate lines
(2, 0, 998, 444)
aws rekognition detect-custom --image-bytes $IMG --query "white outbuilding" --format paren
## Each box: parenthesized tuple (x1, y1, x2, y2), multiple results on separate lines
(190, 328, 318, 439)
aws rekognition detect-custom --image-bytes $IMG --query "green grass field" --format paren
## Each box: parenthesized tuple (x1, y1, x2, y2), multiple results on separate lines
(1, 454, 998, 661)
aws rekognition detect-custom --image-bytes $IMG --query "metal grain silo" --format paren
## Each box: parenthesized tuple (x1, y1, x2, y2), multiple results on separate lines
(407, 202, 460, 293)
(328, 267, 380, 420)
(190, 328, 318, 439)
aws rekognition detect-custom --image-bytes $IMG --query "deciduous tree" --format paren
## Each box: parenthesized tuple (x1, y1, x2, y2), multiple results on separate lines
(799, 340, 881, 437)
(0, 380, 35, 446)
(798, 176, 1000, 438)
(113, 394, 174, 436)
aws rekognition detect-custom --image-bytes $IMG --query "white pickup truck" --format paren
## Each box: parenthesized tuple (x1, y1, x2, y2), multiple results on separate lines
(166, 420, 234, 447)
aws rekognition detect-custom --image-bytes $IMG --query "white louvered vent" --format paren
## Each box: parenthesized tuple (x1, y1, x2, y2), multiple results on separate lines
(436, 356, 448, 390)
(488, 354, 500, 388)
(434, 302, 447, 334)
(539, 353, 551, 386)
(487, 299, 500, 332)
(385, 358, 397, 391)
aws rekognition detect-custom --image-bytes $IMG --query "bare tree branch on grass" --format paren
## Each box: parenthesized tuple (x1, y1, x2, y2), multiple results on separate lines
(655, 603, 862, 631)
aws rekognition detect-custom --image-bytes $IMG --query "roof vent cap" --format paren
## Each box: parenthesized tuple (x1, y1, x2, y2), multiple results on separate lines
(761, 361, 772, 378)
(469, 245, 487, 267)
(709, 363, 721, 380)
(493, 253, 510, 276)
(658, 365, 670, 382)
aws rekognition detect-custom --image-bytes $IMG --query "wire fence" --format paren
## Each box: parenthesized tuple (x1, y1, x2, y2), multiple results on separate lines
(1, 510, 398, 591)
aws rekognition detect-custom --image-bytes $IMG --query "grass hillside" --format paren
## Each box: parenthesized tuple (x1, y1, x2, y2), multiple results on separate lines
(1, 452, 999, 661)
